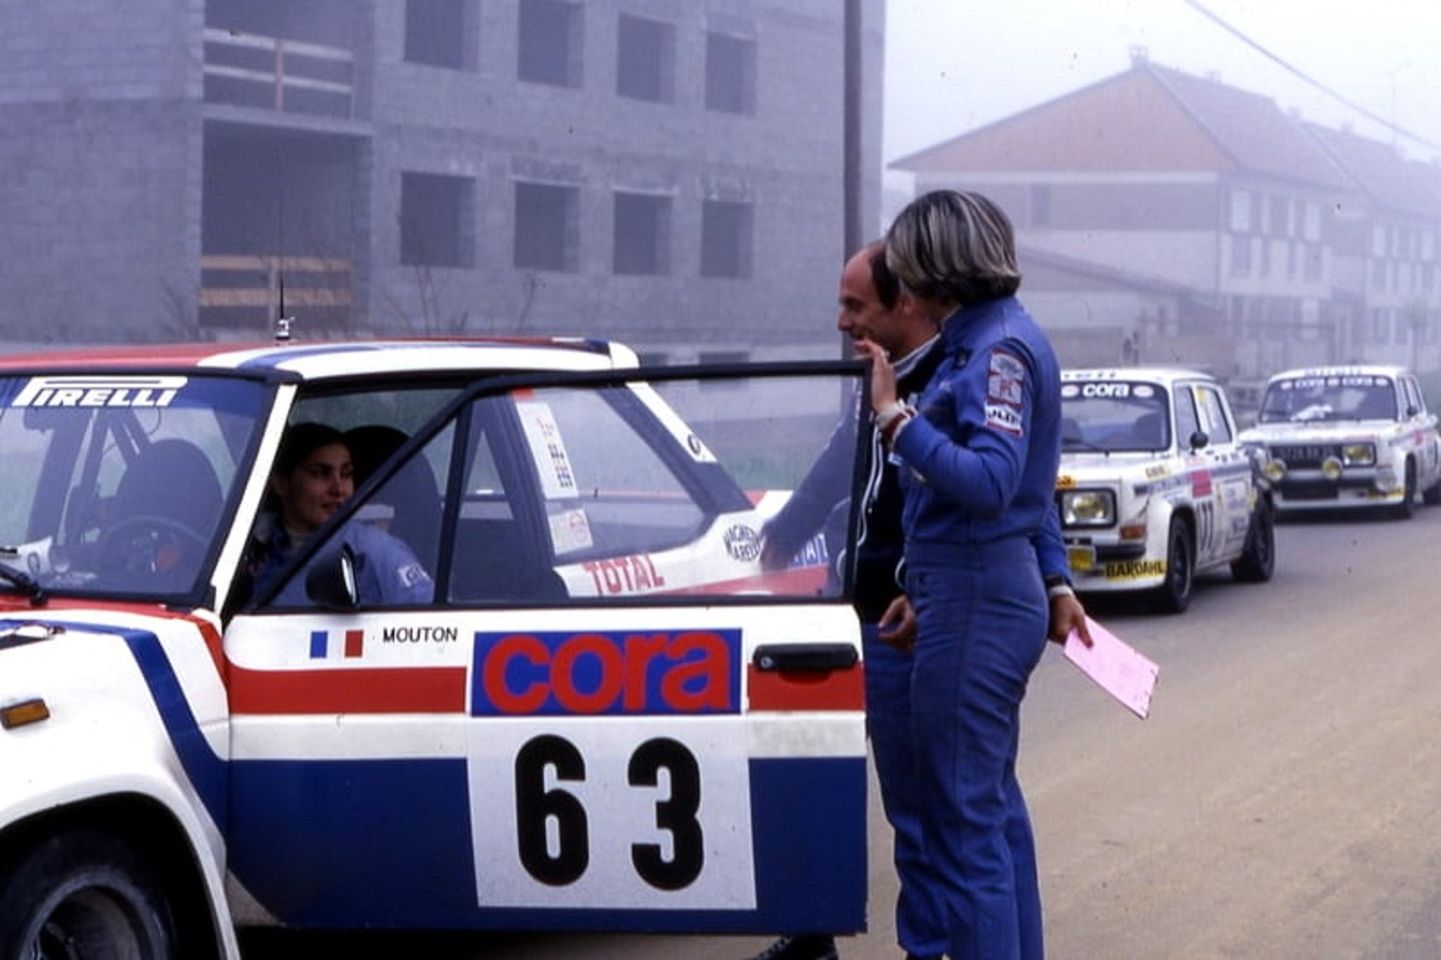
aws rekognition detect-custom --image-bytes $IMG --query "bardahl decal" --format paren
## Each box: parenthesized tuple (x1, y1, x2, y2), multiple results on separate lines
(1056, 474, 1077, 490)
(13, 375, 187, 409)
(1104, 559, 1166, 580)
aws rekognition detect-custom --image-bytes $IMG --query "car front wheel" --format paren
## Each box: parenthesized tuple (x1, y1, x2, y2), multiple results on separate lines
(1390, 460, 1417, 520)
(0, 829, 179, 960)
(1152, 515, 1194, 614)
(1231, 499, 1275, 583)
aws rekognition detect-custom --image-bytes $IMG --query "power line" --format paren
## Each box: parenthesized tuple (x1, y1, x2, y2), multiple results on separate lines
(1180, 0, 1441, 151)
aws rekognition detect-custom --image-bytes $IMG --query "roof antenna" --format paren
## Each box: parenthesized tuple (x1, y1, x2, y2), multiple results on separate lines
(273, 151, 293, 343)
(274, 272, 293, 343)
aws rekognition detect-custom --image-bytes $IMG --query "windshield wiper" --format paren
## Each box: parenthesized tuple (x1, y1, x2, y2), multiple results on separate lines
(0, 561, 46, 606)
(1062, 438, 1108, 453)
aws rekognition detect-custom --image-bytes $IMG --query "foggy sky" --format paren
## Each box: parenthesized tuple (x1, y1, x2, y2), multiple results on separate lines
(883, 0, 1441, 172)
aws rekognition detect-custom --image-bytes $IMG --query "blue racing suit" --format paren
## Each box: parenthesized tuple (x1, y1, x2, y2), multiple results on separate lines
(764, 332, 1067, 959)
(250, 515, 435, 607)
(889, 295, 1062, 960)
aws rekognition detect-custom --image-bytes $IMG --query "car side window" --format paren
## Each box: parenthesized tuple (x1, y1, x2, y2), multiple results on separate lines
(1173, 387, 1202, 449)
(1403, 377, 1425, 417)
(1195, 386, 1233, 444)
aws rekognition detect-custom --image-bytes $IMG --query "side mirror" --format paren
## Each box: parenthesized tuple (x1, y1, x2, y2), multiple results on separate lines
(1407, 405, 1421, 418)
(1189, 430, 1210, 451)
(305, 545, 359, 610)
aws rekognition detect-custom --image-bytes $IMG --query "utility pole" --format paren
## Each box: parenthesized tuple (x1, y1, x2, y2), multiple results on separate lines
(841, 0, 862, 359)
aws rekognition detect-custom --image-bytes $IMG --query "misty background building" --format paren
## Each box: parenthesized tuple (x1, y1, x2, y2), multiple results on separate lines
(0, 0, 884, 362)
(894, 48, 1441, 387)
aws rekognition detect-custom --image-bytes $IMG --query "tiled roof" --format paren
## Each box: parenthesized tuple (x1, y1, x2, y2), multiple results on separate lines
(1304, 123, 1441, 217)
(894, 59, 1349, 190)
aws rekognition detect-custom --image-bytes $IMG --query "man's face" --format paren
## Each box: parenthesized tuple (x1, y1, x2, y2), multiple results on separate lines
(836, 251, 911, 354)
(271, 442, 355, 534)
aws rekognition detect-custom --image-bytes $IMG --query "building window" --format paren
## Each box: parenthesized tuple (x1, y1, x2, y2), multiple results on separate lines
(705, 32, 755, 114)
(1303, 201, 1321, 241)
(701, 199, 752, 278)
(1029, 184, 1051, 227)
(518, 0, 582, 87)
(1303, 243, 1323, 281)
(404, 0, 474, 70)
(617, 14, 674, 102)
(1229, 235, 1252, 276)
(400, 172, 474, 268)
(1229, 190, 1251, 231)
(613, 192, 671, 276)
(514, 181, 579, 272)
(1269, 196, 1290, 236)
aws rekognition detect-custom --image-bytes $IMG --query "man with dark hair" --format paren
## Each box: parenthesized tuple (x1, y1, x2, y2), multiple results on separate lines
(750, 242, 1086, 960)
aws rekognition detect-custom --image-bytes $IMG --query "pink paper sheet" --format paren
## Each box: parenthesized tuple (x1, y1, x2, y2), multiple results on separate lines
(1063, 617, 1159, 719)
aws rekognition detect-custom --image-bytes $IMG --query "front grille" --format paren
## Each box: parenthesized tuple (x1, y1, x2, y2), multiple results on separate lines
(1271, 443, 1339, 470)
(1278, 479, 1339, 500)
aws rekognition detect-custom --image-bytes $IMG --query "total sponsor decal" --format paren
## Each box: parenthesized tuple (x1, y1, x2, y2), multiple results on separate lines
(582, 554, 667, 594)
(1104, 559, 1166, 580)
(472, 628, 740, 716)
(12, 375, 187, 408)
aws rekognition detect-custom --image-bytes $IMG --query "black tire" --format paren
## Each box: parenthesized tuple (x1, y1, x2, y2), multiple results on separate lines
(1423, 476, 1441, 506)
(1390, 460, 1417, 520)
(1152, 516, 1194, 614)
(1231, 499, 1275, 583)
(0, 829, 179, 960)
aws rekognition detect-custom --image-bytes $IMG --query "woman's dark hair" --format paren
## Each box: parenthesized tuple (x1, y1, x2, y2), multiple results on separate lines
(273, 422, 348, 477)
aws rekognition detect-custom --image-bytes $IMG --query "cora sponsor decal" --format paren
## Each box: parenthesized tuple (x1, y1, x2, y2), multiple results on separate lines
(472, 628, 740, 716)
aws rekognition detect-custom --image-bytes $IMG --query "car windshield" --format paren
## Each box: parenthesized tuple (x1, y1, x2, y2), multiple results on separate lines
(1060, 380, 1171, 453)
(0, 373, 272, 600)
(1258, 375, 1396, 423)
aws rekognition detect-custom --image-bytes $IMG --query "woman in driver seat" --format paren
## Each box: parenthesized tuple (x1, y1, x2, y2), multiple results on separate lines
(247, 422, 433, 607)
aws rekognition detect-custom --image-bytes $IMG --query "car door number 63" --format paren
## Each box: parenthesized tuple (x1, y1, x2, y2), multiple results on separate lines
(469, 720, 758, 910)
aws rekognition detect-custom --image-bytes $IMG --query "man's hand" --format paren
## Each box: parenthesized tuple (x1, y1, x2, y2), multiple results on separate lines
(853, 338, 897, 414)
(1048, 591, 1091, 646)
(758, 531, 792, 572)
(878, 594, 917, 651)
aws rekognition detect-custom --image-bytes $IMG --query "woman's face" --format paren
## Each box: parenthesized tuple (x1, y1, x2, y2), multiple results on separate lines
(271, 442, 354, 533)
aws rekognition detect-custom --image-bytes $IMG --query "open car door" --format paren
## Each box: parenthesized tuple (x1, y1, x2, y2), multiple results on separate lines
(222, 361, 871, 936)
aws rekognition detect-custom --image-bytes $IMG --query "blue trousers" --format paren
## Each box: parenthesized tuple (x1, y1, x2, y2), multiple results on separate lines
(907, 539, 1049, 960)
(865, 625, 948, 960)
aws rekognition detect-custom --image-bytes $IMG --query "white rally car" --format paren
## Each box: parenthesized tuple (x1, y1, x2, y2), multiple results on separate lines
(1057, 368, 1275, 613)
(1237, 364, 1441, 518)
(0, 337, 868, 958)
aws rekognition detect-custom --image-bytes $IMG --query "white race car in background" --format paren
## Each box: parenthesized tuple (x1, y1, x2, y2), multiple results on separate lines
(1237, 364, 1441, 518)
(1057, 367, 1275, 613)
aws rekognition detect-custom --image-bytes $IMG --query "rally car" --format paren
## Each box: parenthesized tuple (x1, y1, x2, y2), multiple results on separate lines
(0, 337, 868, 959)
(1237, 364, 1441, 518)
(1057, 367, 1275, 613)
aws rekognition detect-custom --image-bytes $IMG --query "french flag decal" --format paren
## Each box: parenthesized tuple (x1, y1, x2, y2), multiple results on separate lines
(310, 629, 364, 659)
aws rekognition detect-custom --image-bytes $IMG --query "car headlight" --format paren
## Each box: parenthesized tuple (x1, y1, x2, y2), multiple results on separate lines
(1341, 443, 1375, 466)
(1262, 458, 1287, 481)
(1060, 490, 1115, 527)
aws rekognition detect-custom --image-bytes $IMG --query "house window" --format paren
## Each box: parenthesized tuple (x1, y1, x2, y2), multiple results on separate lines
(514, 181, 579, 272)
(518, 0, 582, 87)
(617, 14, 674, 102)
(1229, 235, 1252, 276)
(400, 172, 474, 268)
(1030, 184, 1051, 227)
(404, 0, 473, 70)
(705, 31, 755, 114)
(1269, 196, 1289, 236)
(1302, 201, 1321, 241)
(1229, 190, 1251, 231)
(701, 199, 752, 278)
(613, 192, 671, 276)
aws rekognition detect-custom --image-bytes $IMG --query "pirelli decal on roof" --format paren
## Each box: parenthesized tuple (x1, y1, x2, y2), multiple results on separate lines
(12, 375, 187, 408)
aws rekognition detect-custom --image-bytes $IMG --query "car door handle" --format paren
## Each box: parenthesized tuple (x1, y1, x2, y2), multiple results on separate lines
(752, 643, 858, 673)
